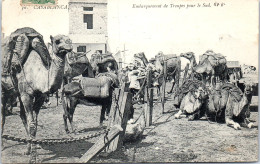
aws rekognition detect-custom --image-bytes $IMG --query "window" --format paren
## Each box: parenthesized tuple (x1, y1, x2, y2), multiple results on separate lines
(96, 50, 102, 54)
(83, 7, 93, 11)
(77, 46, 86, 52)
(83, 14, 93, 29)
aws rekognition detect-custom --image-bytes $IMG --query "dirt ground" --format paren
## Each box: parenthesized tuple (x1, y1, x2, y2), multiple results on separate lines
(1, 83, 258, 163)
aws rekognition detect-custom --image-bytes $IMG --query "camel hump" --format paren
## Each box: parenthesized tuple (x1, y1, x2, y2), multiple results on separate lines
(10, 27, 42, 39)
(201, 51, 227, 66)
(2, 28, 51, 74)
(220, 83, 243, 100)
(164, 54, 178, 60)
(180, 79, 207, 94)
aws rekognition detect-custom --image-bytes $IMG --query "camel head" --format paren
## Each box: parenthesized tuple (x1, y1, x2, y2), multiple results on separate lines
(192, 86, 207, 100)
(180, 52, 195, 61)
(50, 35, 73, 58)
(244, 82, 254, 95)
(134, 52, 145, 60)
(134, 52, 148, 66)
(155, 52, 164, 64)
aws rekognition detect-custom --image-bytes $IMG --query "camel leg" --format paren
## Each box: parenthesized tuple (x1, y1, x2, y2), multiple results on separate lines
(100, 103, 107, 128)
(105, 92, 114, 118)
(19, 99, 29, 135)
(20, 94, 35, 156)
(67, 98, 77, 133)
(188, 110, 201, 121)
(33, 94, 46, 132)
(174, 97, 186, 119)
(225, 103, 241, 130)
(156, 86, 161, 99)
(62, 95, 70, 133)
(241, 110, 254, 128)
(225, 117, 241, 130)
(174, 110, 183, 119)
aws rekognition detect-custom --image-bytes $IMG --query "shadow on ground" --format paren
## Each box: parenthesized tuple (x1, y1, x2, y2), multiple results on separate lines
(40, 141, 94, 162)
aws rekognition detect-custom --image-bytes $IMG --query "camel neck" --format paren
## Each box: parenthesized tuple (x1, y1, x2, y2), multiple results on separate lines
(190, 57, 197, 67)
(47, 52, 65, 93)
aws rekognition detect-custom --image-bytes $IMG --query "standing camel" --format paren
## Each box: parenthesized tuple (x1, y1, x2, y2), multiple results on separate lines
(154, 52, 181, 93)
(2, 31, 73, 158)
(62, 71, 119, 133)
(200, 50, 228, 86)
(90, 52, 118, 76)
(56, 50, 95, 105)
(2, 27, 52, 119)
(180, 51, 224, 87)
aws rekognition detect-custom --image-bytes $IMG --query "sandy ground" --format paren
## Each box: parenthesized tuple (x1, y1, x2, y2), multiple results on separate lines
(1, 83, 258, 163)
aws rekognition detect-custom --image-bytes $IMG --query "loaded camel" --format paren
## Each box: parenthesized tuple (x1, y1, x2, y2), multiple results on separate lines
(90, 52, 118, 76)
(62, 65, 119, 133)
(133, 52, 179, 96)
(180, 51, 228, 87)
(205, 83, 255, 130)
(55, 50, 95, 105)
(2, 27, 73, 157)
(61, 52, 118, 134)
(2, 27, 53, 126)
(174, 80, 208, 120)
(154, 51, 181, 93)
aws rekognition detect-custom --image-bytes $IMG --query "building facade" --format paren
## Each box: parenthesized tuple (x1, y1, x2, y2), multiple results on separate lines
(69, 0, 107, 57)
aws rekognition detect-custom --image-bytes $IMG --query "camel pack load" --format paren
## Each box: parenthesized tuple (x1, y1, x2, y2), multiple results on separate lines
(64, 51, 94, 78)
(200, 50, 227, 66)
(173, 79, 208, 108)
(80, 73, 118, 98)
(207, 83, 245, 117)
(2, 27, 51, 75)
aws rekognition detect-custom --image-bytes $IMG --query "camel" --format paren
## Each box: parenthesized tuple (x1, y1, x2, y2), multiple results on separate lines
(62, 72, 119, 133)
(55, 50, 95, 105)
(205, 83, 254, 130)
(174, 80, 208, 120)
(200, 50, 228, 86)
(90, 52, 118, 76)
(180, 51, 220, 87)
(2, 27, 52, 117)
(134, 52, 149, 67)
(154, 52, 181, 93)
(2, 33, 73, 157)
(133, 52, 179, 95)
(179, 52, 198, 80)
(1, 75, 19, 134)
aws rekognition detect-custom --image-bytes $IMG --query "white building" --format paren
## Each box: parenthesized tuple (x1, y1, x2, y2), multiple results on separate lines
(69, 0, 107, 57)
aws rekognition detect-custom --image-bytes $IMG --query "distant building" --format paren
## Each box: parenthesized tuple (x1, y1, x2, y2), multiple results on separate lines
(69, 0, 107, 56)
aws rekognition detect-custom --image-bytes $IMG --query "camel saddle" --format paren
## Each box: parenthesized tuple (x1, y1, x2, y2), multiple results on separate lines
(2, 27, 51, 75)
(173, 80, 207, 106)
(80, 76, 112, 98)
(163, 54, 178, 61)
(220, 83, 244, 117)
(201, 51, 226, 66)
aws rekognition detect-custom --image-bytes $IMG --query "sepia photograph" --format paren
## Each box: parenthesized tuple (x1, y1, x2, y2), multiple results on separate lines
(1, 0, 259, 163)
